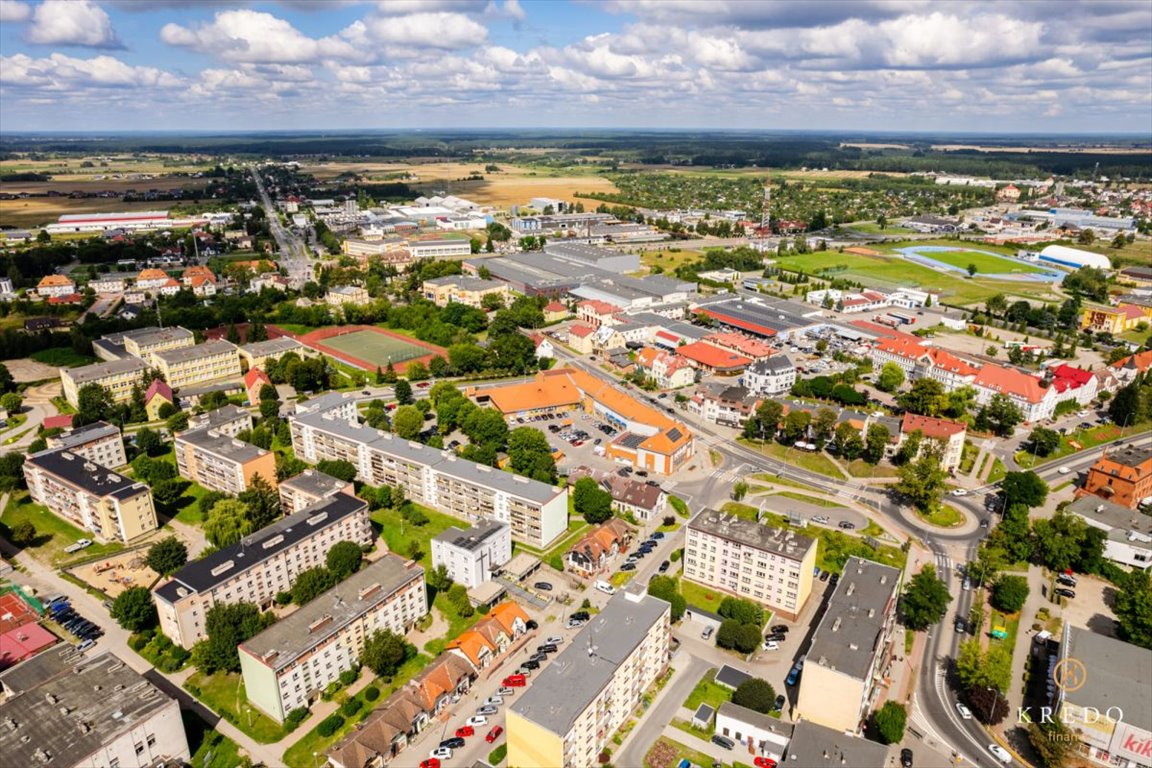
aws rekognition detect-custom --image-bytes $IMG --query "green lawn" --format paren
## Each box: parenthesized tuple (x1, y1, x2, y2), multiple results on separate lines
(273, 323, 318, 335)
(738, 438, 846, 479)
(987, 457, 1007, 483)
(845, 459, 900, 478)
(282, 653, 433, 768)
(1015, 422, 1145, 466)
(914, 249, 1048, 276)
(917, 504, 965, 528)
(771, 491, 846, 509)
(0, 492, 125, 565)
(184, 710, 244, 768)
(814, 529, 907, 575)
(30, 347, 98, 368)
(370, 502, 466, 564)
(646, 737, 736, 768)
(683, 668, 733, 711)
(424, 591, 483, 656)
(679, 579, 728, 615)
(640, 249, 705, 273)
(183, 670, 287, 744)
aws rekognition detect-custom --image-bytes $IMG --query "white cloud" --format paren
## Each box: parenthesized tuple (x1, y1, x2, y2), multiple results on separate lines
(355, 11, 487, 49)
(25, 0, 122, 49)
(0, 0, 31, 23)
(1, 52, 181, 89)
(161, 9, 365, 63)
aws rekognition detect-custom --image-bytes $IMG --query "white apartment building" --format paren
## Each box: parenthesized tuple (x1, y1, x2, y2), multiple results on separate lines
(741, 355, 796, 396)
(290, 410, 568, 548)
(407, 239, 473, 259)
(431, 519, 512, 589)
(153, 494, 374, 647)
(278, 469, 354, 516)
(60, 358, 150, 407)
(507, 590, 670, 768)
(0, 648, 191, 768)
(24, 448, 157, 543)
(45, 421, 127, 469)
(239, 555, 427, 723)
(684, 508, 817, 621)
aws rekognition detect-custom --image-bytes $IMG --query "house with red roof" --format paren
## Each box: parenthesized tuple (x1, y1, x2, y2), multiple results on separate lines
(47, 293, 83, 305)
(702, 332, 775, 361)
(1111, 350, 1152, 386)
(634, 347, 695, 389)
(676, 341, 752, 374)
(1048, 364, 1098, 406)
(576, 299, 622, 328)
(899, 413, 968, 472)
(244, 367, 273, 406)
(543, 300, 570, 323)
(973, 363, 1057, 423)
(144, 379, 174, 421)
(42, 414, 73, 431)
(566, 323, 596, 354)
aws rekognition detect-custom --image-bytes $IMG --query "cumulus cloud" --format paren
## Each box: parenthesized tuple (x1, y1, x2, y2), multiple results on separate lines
(352, 11, 488, 49)
(161, 9, 365, 63)
(1, 52, 181, 89)
(0, 0, 31, 23)
(25, 0, 123, 49)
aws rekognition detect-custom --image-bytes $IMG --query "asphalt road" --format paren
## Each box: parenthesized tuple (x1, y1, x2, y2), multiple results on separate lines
(251, 166, 313, 285)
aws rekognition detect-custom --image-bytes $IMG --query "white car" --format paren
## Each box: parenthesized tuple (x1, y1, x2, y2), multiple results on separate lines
(812, 515, 830, 525)
(956, 702, 972, 720)
(1058, 466, 1071, 475)
(762, 640, 779, 651)
(951, 489, 968, 497)
(545, 636, 564, 645)
(467, 715, 489, 727)
(988, 744, 1012, 764)
(485, 696, 503, 707)
(430, 747, 453, 759)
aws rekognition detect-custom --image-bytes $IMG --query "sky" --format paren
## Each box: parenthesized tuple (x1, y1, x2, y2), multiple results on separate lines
(1, 0, 1150, 134)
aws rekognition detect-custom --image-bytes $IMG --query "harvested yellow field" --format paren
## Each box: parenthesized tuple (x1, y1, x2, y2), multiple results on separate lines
(0, 197, 183, 228)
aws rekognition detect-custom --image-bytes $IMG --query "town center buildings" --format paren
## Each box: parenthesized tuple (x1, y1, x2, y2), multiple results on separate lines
(683, 509, 817, 621)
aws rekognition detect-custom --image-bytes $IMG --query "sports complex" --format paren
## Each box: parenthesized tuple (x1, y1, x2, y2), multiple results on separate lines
(294, 325, 445, 372)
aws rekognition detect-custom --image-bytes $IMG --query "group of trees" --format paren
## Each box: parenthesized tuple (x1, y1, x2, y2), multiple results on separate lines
(191, 602, 276, 674)
(790, 374, 867, 407)
(895, 442, 950, 515)
(202, 475, 281, 549)
(573, 477, 614, 524)
(280, 541, 364, 605)
(1108, 372, 1152, 429)
(646, 576, 687, 623)
(955, 638, 1012, 723)
(742, 398, 888, 465)
(715, 596, 766, 655)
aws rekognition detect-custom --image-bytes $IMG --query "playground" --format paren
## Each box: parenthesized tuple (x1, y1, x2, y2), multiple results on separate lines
(67, 550, 159, 598)
(295, 325, 445, 372)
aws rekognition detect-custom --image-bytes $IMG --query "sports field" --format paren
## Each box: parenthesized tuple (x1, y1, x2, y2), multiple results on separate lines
(296, 325, 444, 372)
(899, 246, 1050, 275)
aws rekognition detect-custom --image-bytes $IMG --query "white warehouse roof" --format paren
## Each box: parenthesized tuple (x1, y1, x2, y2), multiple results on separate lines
(1039, 245, 1111, 270)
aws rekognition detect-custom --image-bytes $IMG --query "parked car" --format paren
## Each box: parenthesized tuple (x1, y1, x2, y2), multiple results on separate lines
(455, 726, 474, 738)
(467, 715, 488, 727)
(819, 571, 830, 582)
(701, 626, 714, 640)
(439, 737, 465, 750)
(951, 488, 968, 497)
(497, 687, 515, 697)
(420, 759, 440, 768)
(529, 653, 547, 664)
(988, 744, 1012, 764)
(545, 636, 563, 645)
(1055, 588, 1076, 599)
(771, 624, 789, 634)
(658, 560, 670, 573)
(1057, 574, 1078, 587)
(956, 702, 973, 720)
(566, 618, 586, 629)
(711, 734, 736, 750)
(526, 619, 539, 630)
(812, 515, 830, 525)
(1058, 466, 1072, 475)
(762, 640, 779, 651)
(485, 696, 504, 707)
(901, 748, 914, 768)
(77, 639, 95, 652)
(486, 726, 504, 744)
(837, 521, 856, 530)
(429, 748, 452, 760)
(538, 644, 558, 654)
(773, 694, 785, 712)
(534, 581, 553, 591)
(955, 617, 966, 634)
(503, 675, 526, 687)
(571, 611, 590, 621)
(522, 659, 541, 670)
(754, 758, 778, 768)
(620, 562, 636, 571)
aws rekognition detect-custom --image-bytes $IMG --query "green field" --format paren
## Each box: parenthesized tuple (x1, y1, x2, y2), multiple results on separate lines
(912, 249, 1048, 275)
(29, 348, 98, 367)
(319, 329, 431, 366)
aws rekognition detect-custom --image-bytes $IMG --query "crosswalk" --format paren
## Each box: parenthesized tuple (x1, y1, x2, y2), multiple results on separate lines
(935, 551, 954, 573)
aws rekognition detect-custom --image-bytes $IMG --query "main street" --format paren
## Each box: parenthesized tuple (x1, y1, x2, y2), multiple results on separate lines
(251, 165, 313, 285)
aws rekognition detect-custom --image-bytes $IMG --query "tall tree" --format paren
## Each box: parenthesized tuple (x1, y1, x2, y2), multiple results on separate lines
(361, 629, 408, 677)
(392, 405, 424, 440)
(203, 499, 252, 548)
(573, 477, 614, 524)
(394, 378, 414, 405)
(239, 474, 280, 529)
(145, 537, 188, 576)
(901, 564, 952, 630)
(896, 451, 948, 513)
(1114, 569, 1152, 650)
(1001, 471, 1048, 508)
(110, 586, 157, 632)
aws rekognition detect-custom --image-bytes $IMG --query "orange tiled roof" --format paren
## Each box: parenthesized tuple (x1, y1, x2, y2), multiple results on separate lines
(37, 274, 74, 287)
(928, 349, 980, 377)
(902, 413, 967, 440)
(446, 630, 494, 667)
(568, 324, 595, 339)
(137, 268, 169, 281)
(488, 601, 529, 635)
(244, 367, 271, 390)
(578, 299, 621, 315)
(1112, 350, 1152, 373)
(875, 336, 931, 361)
(974, 364, 1049, 403)
(676, 341, 752, 370)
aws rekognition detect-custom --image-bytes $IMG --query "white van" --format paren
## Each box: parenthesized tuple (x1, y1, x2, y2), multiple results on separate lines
(595, 580, 616, 595)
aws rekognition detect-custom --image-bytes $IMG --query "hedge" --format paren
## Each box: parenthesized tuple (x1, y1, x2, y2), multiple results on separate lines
(317, 714, 345, 738)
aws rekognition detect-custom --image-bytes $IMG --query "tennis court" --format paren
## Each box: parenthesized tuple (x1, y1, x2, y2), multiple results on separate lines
(297, 325, 445, 371)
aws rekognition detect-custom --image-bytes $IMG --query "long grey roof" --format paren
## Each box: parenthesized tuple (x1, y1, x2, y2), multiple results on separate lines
(688, 508, 816, 562)
(0, 649, 177, 768)
(154, 339, 238, 365)
(240, 555, 423, 670)
(46, 421, 120, 451)
(784, 721, 890, 767)
(189, 404, 251, 431)
(509, 590, 668, 735)
(294, 410, 564, 505)
(1067, 495, 1152, 541)
(807, 556, 901, 681)
(1064, 627, 1152, 729)
(154, 494, 368, 601)
(65, 357, 150, 384)
(123, 326, 194, 349)
(175, 426, 267, 462)
(26, 448, 147, 499)
(240, 337, 304, 357)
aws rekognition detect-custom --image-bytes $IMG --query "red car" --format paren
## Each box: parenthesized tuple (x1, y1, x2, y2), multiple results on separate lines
(420, 760, 440, 768)
(486, 726, 504, 744)
(754, 758, 777, 768)
(456, 726, 474, 739)
(503, 674, 527, 687)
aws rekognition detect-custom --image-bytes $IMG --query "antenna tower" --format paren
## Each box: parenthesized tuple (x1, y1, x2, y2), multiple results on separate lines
(760, 174, 772, 233)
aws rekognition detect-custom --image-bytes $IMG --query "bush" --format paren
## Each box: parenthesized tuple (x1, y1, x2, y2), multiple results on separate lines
(274, 591, 292, 606)
(128, 632, 150, 652)
(548, 554, 565, 572)
(364, 686, 380, 702)
(670, 549, 682, 562)
(341, 697, 362, 717)
(285, 708, 309, 729)
(990, 575, 1030, 614)
(317, 714, 345, 738)
(732, 678, 776, 714)
(489, 744, 508, 765)
(339, 668, 359, 686)
(872, 701, 908, 744)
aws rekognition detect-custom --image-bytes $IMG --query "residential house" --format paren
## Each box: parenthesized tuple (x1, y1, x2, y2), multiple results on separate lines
(529, 333, 555, 360)
(446, 601, 530, 671)
(689, 383, 761, 427)
(136, 268, 171, 291)
(1082, 446, 1152, 509)
(605, 475, 667, 522)
(144, 379, 174, 421)
(244, 367, 273, 407)
(742, 355, 796, 396)
(565, 518, 633, 577)
(634, 347, 696, 389)
(566, 324, 596, 354)
(577, 299, 621, 328)
(1111, 350, 1152, 386)
(899, 413, 967, 473)
(36, 274, 76, 298)
(326, 285, 371, 307)
(1066, 496, 1152, 570)
(543, 300, 570, 322)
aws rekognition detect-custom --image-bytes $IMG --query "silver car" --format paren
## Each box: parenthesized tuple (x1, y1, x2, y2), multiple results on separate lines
(476, 705, 499, 716)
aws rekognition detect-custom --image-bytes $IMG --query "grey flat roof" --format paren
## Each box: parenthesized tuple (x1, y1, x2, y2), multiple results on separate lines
(154, 339, 238, 365)
(717, 701, 789, 736)
(298, 391, 356, 415)
(693, 703, 715, 723)
(696, 297, 814, 334)
(434, 518, 509, 552)
(715, 664, 752, 690)
(1064, 627, 1152, 729)
(688, 508, 816, 562)
(175, 426, 268, 462)
(0, 649, 176, 768)
(154, 494, 369, 600)
(91, 338, 128, 360)
(423, 275, 506, 291)
(748, 355, 795, 374)
(47, 421, 120, 450)
(1067, 495, 1152, 540)
(280, 469, 349, 498)
(784, 720, 890, 767)
(240, 555, 423, 669)
(241, 337, 303, 357)
(191, 404, 251, 430)
(295, 411, 564, 505)
(807, 556, 901, 681)
(1102, 445, 1152, 470)
(510, 590, 668, 735)
(124, 326, 194, 348)
(65, 357, 150, 384)
(26, 448, 146, 498)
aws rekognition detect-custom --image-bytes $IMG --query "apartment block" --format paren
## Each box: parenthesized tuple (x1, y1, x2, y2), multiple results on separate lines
(290, 410, 568, 548)
(187, 404, 252, 437)
(60, 358, 150, 407)
(683, 508, 817, 621)
(153, 494, 374, 647)
(422, 275, 511, 308)
(431, 519, 512, 589)
(45, 421, 127, 469)
(278, 469, 354, 515)
(796, 557, 901, 733)
(0, 648, 191, 768)
(899, 413, 967, 473)
(240, 555, 427, 723)
(122, 326, 196, 364)
(153, 340, 242, 389)
(507, 589, 670, 768)
(174, 426, 277, 495)
(24, 448, 157, 543)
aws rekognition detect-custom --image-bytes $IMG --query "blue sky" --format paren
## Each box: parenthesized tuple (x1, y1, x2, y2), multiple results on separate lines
(1, 0, 1150, 133)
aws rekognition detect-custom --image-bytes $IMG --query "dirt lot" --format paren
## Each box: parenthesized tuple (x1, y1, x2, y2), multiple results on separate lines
(301, 160, 619, 209)
(5, 358, 63, 383)
(1049, 573, 1119, 639)
(68, 550, 159, 598)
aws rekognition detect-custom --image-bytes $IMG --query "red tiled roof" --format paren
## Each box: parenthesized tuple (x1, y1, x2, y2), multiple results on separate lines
(568, 324, 595, 338)
(901, 413, 967, 440)
(544, 301, 567, 312)
(850, 319, 923, 343)
(1112, 350, 1152, 372)
(43, 415, 73, 430)
(578, 300, 621, 315)
(875, 336, 931, 361)
(1051, 364, 1094, 386)
(974, 364, 1049, 403)
(244, 367, 272, 390)
(676, 341, 751, 370)
(145, 379, 173, 403)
